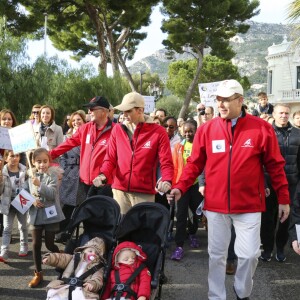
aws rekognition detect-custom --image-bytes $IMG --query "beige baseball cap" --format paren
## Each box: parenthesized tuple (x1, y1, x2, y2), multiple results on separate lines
(114, 92, 145, 111)
(216, 80, 244, 97)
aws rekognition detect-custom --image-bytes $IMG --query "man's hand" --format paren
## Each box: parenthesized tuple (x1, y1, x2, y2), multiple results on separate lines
(92, 174, 107, 187)
(265, 188, 270, 197)
(199, 186, 205, 196)
(156, 178, 172, 194)
(166, 188, 182, 202)
(292, 240, 300, 255)
(278, 204, 290, 223)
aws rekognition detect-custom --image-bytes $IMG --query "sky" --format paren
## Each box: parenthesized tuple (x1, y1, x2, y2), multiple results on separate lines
(27, 0, 293, 70)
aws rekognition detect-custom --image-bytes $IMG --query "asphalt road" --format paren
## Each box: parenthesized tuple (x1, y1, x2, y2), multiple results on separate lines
(1, 225, 300, 299)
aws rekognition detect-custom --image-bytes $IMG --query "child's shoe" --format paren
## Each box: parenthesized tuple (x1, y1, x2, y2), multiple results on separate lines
(0, 250, 8, 263)
(171, 247, 184, 261)
(18, 244, 28, 257)
(28, 270, 43, 288)
(189, 234, 200, 248)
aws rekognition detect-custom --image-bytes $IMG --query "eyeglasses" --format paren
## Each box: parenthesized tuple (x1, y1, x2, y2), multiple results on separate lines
(32, 111, 39, 114)
(163, 125, 175, 129)
(89, 107, 103, 112)
(215, 95, 241, 104)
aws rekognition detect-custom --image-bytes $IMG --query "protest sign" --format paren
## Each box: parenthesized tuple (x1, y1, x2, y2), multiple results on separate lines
(198, 81, 221, 108)
(0, 126, 12, 150)
(8, 122, 37, 154)
(143, 96, 155, 114)
(11, 189, 35, 214)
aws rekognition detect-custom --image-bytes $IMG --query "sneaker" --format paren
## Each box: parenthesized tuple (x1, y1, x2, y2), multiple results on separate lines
(0, 251, 8, 263)
(18, 245, 28, 257)
(259, 251, 272, 262)
(275, 251, 286, 262)
(189, 235, 200, 248)
(171, 247, 184, 261)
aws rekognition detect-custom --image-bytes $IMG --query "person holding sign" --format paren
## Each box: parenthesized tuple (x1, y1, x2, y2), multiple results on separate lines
(24, 148, 65, 288)
(0, 150, 28, 262)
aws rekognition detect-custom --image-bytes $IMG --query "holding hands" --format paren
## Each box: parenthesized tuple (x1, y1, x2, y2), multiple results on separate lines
(92, 174, 107, 187)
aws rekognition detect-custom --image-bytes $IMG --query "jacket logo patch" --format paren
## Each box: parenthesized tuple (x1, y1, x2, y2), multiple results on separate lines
(241, 138, 254, 148)
(142, 141, 151, 149)
(100, 139, 107, 145)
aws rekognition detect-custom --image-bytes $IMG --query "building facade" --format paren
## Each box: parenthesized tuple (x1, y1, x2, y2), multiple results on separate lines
(266, 36, 300, 112)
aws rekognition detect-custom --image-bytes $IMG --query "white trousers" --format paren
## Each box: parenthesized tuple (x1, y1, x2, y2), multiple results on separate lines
(206, 211, 261, 300)
(1, 207, 28, 252)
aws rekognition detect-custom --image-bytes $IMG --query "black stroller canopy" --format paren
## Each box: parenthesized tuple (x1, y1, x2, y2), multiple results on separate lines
(66, 195, 121, 249)
(116, 202, 170, 247)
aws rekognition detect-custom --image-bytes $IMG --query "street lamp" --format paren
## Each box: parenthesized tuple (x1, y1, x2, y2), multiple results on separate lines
(139, 71, 145, 94)
(44, 13, 48, 56)
(148, 82, 164, 102)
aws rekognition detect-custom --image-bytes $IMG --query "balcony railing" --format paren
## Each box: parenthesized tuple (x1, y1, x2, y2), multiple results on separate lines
(269, 89, 300, 103)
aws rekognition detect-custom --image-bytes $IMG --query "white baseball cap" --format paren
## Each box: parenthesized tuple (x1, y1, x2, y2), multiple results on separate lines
(216, 80, 244, 98)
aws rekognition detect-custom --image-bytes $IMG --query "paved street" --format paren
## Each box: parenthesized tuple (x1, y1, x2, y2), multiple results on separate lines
(1, 225, 300, 299)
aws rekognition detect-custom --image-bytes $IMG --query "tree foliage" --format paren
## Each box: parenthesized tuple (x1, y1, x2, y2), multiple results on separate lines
(161, 0, 259, 118)
(0, 0, 160, 90)
(0, 31, 130, 124)
(167, 56, 250, 107)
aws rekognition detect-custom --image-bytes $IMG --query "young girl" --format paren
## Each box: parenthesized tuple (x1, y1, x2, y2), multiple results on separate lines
(24, 148, 65, 288)
(0, 151, 28, 262)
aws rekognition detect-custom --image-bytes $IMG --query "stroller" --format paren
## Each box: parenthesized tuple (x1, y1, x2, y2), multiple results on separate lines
(114, 202, 170, 300)
(57, 195, 121, 292)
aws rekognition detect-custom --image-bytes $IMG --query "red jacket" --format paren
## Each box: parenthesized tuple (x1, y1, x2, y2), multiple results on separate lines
(102, 241, 151, 300)
(50, 119, 114, 185)
(174, 114, 290, 213)
(100, 120, 174, 194)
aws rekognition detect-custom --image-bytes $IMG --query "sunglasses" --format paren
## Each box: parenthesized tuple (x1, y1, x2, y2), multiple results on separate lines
(32, 111, 39, 114)
(164, 125, 175, 129)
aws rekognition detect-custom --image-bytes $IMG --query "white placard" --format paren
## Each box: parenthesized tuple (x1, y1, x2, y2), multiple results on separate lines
(11, 189, 35, 214)
(198, 81, 221, 108)
(8, 122, 37, 154)
(45, 205, 58, 219)
(143, 96, 155, 114)
(296, 224, 300, 244)
(0, 126, 12, 150)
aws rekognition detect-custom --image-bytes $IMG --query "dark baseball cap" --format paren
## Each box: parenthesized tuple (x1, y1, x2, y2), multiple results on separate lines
(83, 96, 110, 109)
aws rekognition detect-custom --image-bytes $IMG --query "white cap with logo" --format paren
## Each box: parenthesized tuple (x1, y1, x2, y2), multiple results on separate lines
(216, 80, 244, 98)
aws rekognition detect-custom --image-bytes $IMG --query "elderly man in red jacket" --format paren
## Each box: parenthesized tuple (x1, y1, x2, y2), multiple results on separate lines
(93, 92, 174, 214)
(167, 79, 290, 300)
(50, 96, 115, 197)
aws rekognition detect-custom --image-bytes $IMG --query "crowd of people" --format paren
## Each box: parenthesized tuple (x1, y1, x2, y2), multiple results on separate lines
(0, 79, 300, 300)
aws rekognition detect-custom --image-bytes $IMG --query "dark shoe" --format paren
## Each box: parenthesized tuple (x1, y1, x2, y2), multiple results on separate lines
(275, 250, 286, 262)
(171, 247, 184, 261)
(259, 251, 272, 262)
(226, 261, 236, 275)
(233, 286, 250, 300)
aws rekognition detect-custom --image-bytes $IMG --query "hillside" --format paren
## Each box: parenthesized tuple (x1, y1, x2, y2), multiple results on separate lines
(128, 21, 291, 87)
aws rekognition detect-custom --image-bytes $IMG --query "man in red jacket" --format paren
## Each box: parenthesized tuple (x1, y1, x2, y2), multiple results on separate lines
(49, 96, 115, 197)
(167, 79, 290, 300)
(93, 92, 174, 214)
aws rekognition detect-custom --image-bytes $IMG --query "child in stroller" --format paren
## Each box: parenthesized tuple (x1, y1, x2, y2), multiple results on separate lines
(102, 241, 151, 300)
(43, 237, 106, 300)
